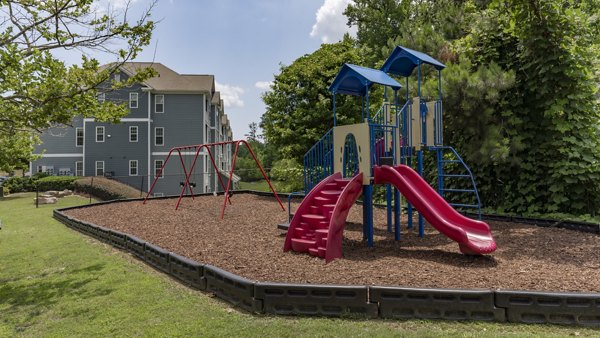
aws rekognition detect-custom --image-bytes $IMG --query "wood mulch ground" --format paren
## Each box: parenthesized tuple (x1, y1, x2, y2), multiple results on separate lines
(64, 194, 600, 292)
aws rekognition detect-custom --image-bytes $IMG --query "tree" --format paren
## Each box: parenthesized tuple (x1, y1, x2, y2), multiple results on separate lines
(0, 0, 156, 171)
(245, 122, 260, 140)
(260, 35, 363, 163)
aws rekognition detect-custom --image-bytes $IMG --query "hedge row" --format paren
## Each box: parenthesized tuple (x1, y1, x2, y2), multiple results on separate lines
(2, 173, 79, 194)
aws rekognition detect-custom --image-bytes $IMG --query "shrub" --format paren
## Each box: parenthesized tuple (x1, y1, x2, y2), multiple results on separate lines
(234, 157, 263, 181)
(74, 177, 141, 201)
(3, 176, 36, 193)
(36, 176, 79, 191)
(2, 186, 8, 196)
(270, 158, 303, 192)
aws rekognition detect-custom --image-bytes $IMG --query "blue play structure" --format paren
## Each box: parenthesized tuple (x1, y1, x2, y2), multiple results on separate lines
(301, 46, 483, 248)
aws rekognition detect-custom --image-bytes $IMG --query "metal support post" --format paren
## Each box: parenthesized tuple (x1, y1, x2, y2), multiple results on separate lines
(362, 184, 374, 247)
(418, 150, 425, 237)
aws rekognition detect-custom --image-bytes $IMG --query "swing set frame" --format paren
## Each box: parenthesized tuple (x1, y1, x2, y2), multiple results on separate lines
(143, 140, 285, 218)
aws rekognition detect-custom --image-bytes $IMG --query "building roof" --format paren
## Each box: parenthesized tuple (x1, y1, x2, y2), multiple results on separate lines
(329, 64, 402, 96)
(211, 91, 221, 105)
(380, 46, 445, 77)
(115, 62, 215, 94)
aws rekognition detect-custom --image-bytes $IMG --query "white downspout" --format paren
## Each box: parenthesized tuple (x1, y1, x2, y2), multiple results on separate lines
(147, 90, 151, 187)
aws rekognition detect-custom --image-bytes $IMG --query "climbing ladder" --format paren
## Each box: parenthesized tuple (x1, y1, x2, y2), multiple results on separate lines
(434, 146, 482, 218)
(284, 172, 363, 262)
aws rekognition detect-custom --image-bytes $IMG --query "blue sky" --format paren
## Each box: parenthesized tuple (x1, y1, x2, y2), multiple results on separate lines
(65, 0, 356, 139)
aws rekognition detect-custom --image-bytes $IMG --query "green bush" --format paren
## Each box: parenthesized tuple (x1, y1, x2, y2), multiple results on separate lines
(270, 158, 303, 193)
(36, 176, 79, 191)
(74, 177, 141, 201)
(234, 157, 263, 181)
(3, 176, 36, 193)
(2, 186, 8, 196)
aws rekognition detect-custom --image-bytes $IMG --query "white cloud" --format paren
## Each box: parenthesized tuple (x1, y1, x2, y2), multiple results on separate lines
(91, 0, 140, 15)
(310, 0, 357, 43)
(107, 0, 139, 10)
(254, 81, 273, 91)
(216, 82, 245, 108)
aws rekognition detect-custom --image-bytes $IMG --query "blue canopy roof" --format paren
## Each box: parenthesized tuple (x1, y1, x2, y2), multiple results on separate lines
(380, 46, 446, 77)
(329, 64, 402, 96)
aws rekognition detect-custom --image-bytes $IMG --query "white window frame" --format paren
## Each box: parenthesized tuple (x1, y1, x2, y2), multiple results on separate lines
(129, 160, 138, 176)
(153, 192, 164, 197)
(96, 126, 105, 143)
(154, 160, 164, 179)
(114, 73, 120, 82)
(155, 95, 164, 113)
(155, 127, 164, 146)
(75, 161, 83, 176)
(129, 126, 138, 142)
(95, 161, 105, 176)
(129, 92, 138, 109)
(76, 128, 84, 147)
(98, 92, 105, 103)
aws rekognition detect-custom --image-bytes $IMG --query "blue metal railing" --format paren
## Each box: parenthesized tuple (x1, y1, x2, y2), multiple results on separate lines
(303, 128, 334, 194)
(434, 146, 482, 219)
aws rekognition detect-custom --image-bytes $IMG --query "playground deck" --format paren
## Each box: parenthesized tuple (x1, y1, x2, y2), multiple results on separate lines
(64, 194, 600, 292)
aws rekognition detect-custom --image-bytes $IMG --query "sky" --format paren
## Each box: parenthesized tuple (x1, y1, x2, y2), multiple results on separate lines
(63, 0, 357, 139)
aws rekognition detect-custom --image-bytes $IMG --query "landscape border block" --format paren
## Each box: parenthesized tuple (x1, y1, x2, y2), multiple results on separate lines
(52, 192, 600, 325)
(144, 242, 170, 273)
(203, 265, 261, 313)
(255, 282, 377, 318)
(496, 290, 600, 325)
(169, 252, 206, 290)
(371, 286, 505, 321)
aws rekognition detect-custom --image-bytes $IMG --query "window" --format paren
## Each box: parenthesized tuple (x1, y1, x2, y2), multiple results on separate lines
(96, 126, 105, 142)
(114, 73, 120, 82)
(153, 193, 164, 197)
(129, 126, 138, 142)
(155, 95, 164, 113)
(129, 160, 138, 176)
(45, 166, 54, 175)
(155, 127, 164, 146)
(76, 128, 84, 147)
(129, 92, 138, 108)
(154, 160, 164, 179)
(98, 93, 105, 103)
(76, 161, 83, 176)
(95, 161, 104, 176)
(37, 165, 43, 173)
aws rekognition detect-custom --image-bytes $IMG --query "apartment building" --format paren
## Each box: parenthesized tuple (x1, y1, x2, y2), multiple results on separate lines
(31, 62, 234, 196)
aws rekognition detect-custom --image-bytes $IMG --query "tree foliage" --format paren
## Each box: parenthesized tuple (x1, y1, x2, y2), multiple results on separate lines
(0, 0, 156, 171)
(260, 36, 363, 163)
(261, 0, 600, 215)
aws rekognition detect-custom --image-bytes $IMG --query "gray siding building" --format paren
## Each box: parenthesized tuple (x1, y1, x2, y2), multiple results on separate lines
(31, 63, 234, 196)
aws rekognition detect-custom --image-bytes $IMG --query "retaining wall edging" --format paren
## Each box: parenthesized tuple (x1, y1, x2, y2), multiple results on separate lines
(53, 196, 600, 326)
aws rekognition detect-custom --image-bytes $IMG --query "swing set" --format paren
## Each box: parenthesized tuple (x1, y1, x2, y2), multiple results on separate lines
(143, 139, 285, 218)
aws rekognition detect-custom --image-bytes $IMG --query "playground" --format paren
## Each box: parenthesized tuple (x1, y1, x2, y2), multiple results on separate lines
(53, 46, 600, 324)
(61, 45, 600, 293)
(63, 194, 600, 292)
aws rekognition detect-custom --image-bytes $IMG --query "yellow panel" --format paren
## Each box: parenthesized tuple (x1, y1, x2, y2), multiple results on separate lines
(426, 101, 436, 147)
(333, 122, 371, 185)
(411, 97, 421, 151)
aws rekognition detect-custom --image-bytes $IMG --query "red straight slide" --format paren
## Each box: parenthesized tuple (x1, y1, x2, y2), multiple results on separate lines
(373, 165, 496, 255)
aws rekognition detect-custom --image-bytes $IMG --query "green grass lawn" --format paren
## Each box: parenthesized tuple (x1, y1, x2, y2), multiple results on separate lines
(1, 193, 599, 337)
(238, 180, 280, 193)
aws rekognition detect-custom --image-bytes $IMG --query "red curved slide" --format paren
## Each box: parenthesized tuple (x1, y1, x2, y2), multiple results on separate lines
(373, 165, 496, 255)
(284, 172, 363, 262)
